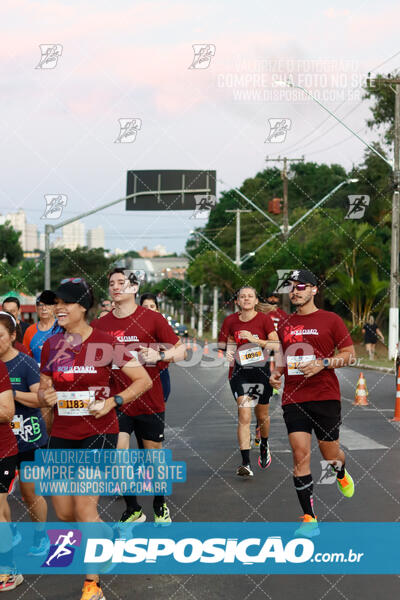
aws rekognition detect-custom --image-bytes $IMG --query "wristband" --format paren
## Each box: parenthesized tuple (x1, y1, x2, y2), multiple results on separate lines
(159, 350, 166, 362)
(322, 358, 330, 369)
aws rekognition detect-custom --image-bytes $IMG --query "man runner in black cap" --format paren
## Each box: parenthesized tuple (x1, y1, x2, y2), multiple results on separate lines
(270, 269, 356, 536)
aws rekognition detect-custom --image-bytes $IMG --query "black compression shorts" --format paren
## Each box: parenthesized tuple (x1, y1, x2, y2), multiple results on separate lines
(283, 400, 341, 441)
(48, 434, 118, 450)
(230, 365, 272, 406)
(0, 455, 17, 493)
(117, 411, 165, 443)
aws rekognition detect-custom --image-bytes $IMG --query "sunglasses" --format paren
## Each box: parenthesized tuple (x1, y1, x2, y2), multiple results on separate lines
(61, 278, 85, 284)
(288, 283, 312, 292)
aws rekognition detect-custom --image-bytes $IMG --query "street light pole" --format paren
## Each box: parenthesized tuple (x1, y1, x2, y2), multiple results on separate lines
(276, 78, 396, 358)
(189, 230, 235, 264)
(44, 187, 213, 289)
(238, 179, 357, 265)
(225, 209, 251, 266)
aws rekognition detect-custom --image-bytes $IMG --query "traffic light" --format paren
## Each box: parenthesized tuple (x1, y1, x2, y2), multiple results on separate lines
(268, 198, 282, 214)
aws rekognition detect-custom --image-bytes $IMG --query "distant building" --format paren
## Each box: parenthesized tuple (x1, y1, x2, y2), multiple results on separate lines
(118, 256, 188, 282)
(0, 209, 38, 252)
(25, 223, 38, 251)
(61, 221, 85, 250)
(139, 245, 168, 258)
(87, 226, 105, 249)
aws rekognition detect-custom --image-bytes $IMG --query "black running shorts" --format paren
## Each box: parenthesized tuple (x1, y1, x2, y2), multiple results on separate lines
(117, 411, 165, 443)
(230, 365, 272, 406)
(0, 454, 17, 493)
(48, 434, 118, 450)
(283, 400, 342, 441)
(16, 445, 47, 469)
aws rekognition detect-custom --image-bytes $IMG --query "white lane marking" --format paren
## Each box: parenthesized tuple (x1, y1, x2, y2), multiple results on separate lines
(339, 425, 388, 450)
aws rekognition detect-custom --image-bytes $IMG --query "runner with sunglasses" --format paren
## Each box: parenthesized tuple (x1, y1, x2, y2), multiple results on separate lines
(270, 270, 356, 536)
(218, 286, 279, 476)
(39, 278, 152, 600)
(92, 269, 185, 525)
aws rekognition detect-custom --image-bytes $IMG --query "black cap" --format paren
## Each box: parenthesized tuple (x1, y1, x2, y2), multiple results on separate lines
(54, 280, 93, 310)
(36, 290, 56, 305)
(284, 269, 318, 286)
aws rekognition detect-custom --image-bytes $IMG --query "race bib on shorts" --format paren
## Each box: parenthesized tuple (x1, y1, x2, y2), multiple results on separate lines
(287, 354, 316, 375)
(238, 346, 263, 366)
(11, 415, 24, 435)
(57, 391, 95, 416)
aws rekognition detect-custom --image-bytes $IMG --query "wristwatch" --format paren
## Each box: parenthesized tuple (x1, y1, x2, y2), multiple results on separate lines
(113, 395, 124, 408)
(322, 358, 330, 369)
(159, 350, 166, 361)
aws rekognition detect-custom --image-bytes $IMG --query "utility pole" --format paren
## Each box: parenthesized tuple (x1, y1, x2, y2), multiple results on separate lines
(367, 75, 400, 359)
(225, 209, 251, 266)
(198, 284, 205, 338)
(212, 286, 218, 339)
(180, 280, 185, 325)
(265, 156, 303, 311)
(190, 284, 196, 330)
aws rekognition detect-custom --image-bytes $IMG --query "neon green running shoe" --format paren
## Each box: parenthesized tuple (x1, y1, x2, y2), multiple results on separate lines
(295, 514, 320, 538)
(119, 508, 146, 523)
(154, 503, 172, 525)
(336, 469, 355, 498)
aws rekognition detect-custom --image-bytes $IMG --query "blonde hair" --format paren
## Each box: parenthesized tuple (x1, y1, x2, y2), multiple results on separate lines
(255, 302, 275, 314)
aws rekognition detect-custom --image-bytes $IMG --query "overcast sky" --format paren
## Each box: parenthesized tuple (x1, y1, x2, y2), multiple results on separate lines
(1, 0, 399, 254)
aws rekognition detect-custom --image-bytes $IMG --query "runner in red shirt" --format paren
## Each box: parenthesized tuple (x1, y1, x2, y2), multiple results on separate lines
(254, 292, 289, 444)
(218, 286, 279, 477)
(92, 268, 185, 525)
(270, 270, 356, 536)
(39, 278, 151, 600)
(0, 352, 23, 592)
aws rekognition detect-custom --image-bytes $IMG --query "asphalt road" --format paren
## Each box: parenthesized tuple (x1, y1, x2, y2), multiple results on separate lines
(7, 355, 400, 599)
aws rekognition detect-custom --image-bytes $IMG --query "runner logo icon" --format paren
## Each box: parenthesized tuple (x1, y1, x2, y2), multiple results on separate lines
(42, 529, 82, 568)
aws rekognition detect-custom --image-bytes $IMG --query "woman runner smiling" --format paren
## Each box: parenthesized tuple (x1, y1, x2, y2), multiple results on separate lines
(39, 278, 151, 600)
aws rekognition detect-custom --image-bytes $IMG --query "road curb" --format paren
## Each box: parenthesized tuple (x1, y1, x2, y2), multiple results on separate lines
(348, 364, 394, 374)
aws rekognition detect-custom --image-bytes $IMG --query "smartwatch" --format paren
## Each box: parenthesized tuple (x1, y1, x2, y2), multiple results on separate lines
(159, 350, 166, 361)
(113, 395, 124, 408)
(322, 358, 330, 369)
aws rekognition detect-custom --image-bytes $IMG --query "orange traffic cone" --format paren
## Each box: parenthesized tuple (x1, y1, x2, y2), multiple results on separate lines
(193, 337, 198, 351)
(354, 372, 368, 406)
(392, 366, 400, 421)
(203, 340, 209, 355)
(186, 337, 191, 350)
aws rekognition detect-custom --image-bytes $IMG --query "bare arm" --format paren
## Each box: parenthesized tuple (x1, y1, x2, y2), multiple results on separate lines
(300, 344, 356, 378)
(14, 382, 40, 408)
(0, 389, 15, 423)
(91, 358, 152, 419)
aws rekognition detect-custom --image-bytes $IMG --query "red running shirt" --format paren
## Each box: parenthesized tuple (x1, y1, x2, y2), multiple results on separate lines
(0, 360, 18, 457)
(276, 309, 353, 405)
(219, 312, 275, 378)
(40, 328, 119, 440)
(92, 306, 179, 416)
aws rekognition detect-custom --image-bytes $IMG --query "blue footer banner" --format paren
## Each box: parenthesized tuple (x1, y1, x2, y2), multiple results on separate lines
(2, 522, 399, 574)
